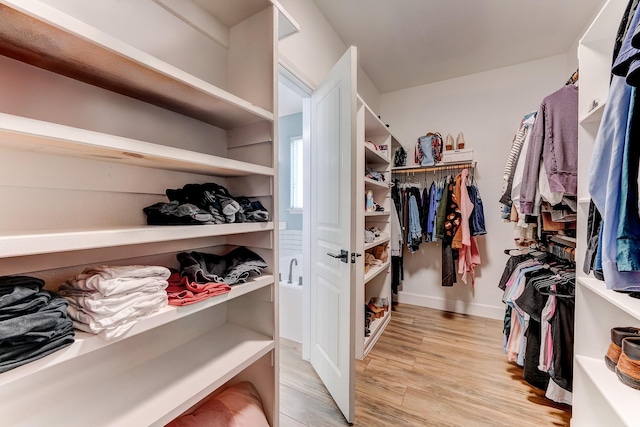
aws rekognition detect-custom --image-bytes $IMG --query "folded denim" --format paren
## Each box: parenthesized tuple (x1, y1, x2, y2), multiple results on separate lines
(178, 247, 268, 285)
(143, 200, 215, 225)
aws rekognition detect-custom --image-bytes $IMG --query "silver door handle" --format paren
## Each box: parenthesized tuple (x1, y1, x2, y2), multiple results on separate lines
(327, 249, 349, 263)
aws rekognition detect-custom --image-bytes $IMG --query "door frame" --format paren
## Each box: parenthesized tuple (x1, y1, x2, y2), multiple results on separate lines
(278, 61, 314, 361)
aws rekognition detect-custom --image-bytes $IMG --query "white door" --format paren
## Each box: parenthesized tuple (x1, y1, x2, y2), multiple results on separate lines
(309, 47, 357, 423)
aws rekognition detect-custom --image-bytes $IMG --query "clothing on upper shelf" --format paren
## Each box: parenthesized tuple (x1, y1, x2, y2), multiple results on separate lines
(177, 247, 268, 286)
(59, 265, 170, 340)
(144, 182, 270, 226)
(0, 275, 75, 373)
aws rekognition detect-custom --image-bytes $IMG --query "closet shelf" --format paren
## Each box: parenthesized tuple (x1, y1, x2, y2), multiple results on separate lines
(365, 261, 390, 284)
(575, 355, 639, 425)
(360, 97, 391, 138)
(0, 274, 274, 389)
(0, 1, 273, 129)
(579, 101, 606, 125)
(0, 222, 274, 258)
(364, 143, 390, 165)
(364, 177, 390, 189)
(578, 277, 640, 321)
(365, 211, 391, 217)
(364, 310, 391, 354)
(392, 161, 475, 173)
(3, 324, 274, 427)
(0, 113, 274, 177)
(364, 236, 391, 251)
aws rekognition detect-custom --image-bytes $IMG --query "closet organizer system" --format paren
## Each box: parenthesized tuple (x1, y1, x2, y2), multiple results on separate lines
(357, 101, 400, 359)
(573, 0, 640, 424)
(0, 1, 297, 425)
(390, 160, 484, 289)
(497, 66, 580, 405)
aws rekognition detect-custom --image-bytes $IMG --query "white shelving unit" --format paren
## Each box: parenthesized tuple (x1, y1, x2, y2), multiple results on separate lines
(355, 96, 395, 359)
(0, 0, 286, 425)
(573, 1, 639, 425)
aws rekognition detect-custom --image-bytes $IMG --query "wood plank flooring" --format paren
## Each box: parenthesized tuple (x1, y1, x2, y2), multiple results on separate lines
(279, 303, 571, 426)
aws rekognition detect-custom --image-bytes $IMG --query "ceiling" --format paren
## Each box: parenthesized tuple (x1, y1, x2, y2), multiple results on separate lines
(311, 0, 605, 93)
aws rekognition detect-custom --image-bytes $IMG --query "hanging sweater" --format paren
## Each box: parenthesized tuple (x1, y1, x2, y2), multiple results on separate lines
(520, 84, 578, 215)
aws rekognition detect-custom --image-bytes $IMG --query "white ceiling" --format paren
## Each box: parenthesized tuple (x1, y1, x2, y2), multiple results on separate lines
(311, 0, 606, 93)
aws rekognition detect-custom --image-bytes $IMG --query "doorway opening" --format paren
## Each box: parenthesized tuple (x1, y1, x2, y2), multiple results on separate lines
(278, 66, 311, 358)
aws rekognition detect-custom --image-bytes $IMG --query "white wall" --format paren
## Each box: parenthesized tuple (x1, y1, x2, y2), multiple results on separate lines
(380, 53, 573, 319)
(278, 0, 381, 111)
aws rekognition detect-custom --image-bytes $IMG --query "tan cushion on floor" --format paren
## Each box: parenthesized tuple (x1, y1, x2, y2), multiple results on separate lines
(166, 382, 269, 427)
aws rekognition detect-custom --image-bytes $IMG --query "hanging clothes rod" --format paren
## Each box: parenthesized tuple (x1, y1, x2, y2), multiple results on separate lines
(391, 161, 475, 174)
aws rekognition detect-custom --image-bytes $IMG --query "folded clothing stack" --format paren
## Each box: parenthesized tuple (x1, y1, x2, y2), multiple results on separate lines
(178, 247, 268, 286)
(144, 182, 270, 226)
(166, 271, 232, 306)
(58, 265, 170, 340)
(0, 275, 75, 373)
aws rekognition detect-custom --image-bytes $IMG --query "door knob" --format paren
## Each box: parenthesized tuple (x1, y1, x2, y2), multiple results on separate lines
(327, 249, 349, 263)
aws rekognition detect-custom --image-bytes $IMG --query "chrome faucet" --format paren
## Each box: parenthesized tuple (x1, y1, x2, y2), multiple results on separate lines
(288, 258, 298, 284)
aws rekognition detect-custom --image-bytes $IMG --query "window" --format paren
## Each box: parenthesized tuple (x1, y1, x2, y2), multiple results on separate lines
(290, 136, 303, 209)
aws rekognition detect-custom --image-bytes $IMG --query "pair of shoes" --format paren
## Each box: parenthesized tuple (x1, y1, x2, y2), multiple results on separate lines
(444, 132, 466, 151)
(371, 242, 388, 263)
(605, 327, 640, 389)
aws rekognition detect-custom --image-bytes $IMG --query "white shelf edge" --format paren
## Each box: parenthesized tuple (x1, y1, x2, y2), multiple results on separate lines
(363, 310, 391, 356)
(364, 143, 391, 165)
(0, 275, 275, 388)
(364, 260, 391, 284)
(575, 355, 640, 424)
(365, 211, 390, 217)
(10, 324, 274, 426)
(0, 0, 274, 129)
(364, 177, 390, 189)
(364, 236, 391, 251)
(579, 102, 606, 125)
(0, 222, 275, 258)
(0, 113, 274, 177)
(578, 277, 640, 321)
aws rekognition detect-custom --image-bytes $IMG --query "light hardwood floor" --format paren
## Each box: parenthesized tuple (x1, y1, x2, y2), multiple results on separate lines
(279, 303, 571, 427)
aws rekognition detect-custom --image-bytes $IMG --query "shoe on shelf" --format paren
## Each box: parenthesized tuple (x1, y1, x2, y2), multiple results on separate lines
(445, 133, 454, 151)
(456, 132, 466, 150)
(605, 327, 640, 371)
(616, 337, 640, 389)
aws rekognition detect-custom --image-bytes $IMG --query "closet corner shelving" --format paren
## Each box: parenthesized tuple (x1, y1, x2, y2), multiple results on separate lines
(355, 96, 394, 359)
(0, 1, 286, 425)
(573, 0, 638, 426)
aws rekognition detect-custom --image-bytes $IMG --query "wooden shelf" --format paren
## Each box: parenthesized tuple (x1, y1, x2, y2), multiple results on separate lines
(364, 310, 391, 356)
(0, 274, 274, 389)
(0, 1, 273, 129)
(0, 113, 274, 176)
(392, 161, 475, 173)
(364, 177, 390, 189)
(0, 222, 274, 258)
(575, 355, 640, 425)
(365, 211, 390, 217)
(364, 260, 391, 284)
(364, 236, 391, 251)
(3, 323, 274, 426)
(578, 277, 640, 322)
(364, 143, 390, 165)
(579, 102, 606, 125)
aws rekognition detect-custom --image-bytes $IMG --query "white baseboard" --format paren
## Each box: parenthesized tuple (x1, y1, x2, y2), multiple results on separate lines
(396, 291, 505, 320)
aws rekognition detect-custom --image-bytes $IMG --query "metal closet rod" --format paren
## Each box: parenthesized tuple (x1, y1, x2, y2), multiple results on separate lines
(391, 161, 475, 174)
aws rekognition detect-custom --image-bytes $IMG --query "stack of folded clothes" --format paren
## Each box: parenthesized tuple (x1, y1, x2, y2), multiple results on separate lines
(177, 247, 268, 286)
(144, 182, 270, 226)
(58, 265, 170, 340)
(0, 275, 75, 373)
(166, 271, 232, 306)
